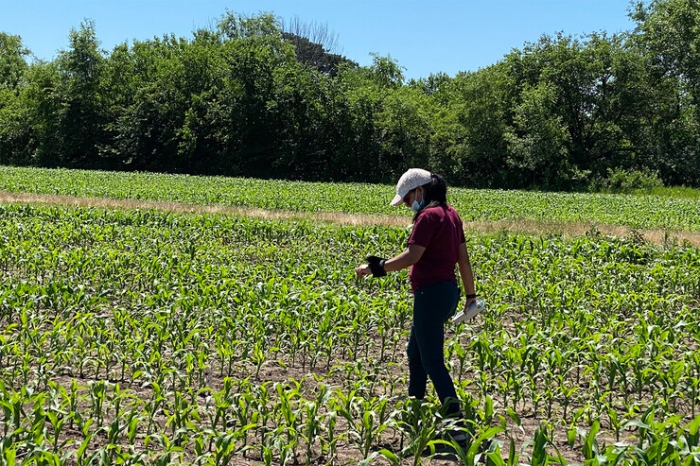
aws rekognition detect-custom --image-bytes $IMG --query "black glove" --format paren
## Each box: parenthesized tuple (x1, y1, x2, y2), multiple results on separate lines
(366, 255, 388, 277)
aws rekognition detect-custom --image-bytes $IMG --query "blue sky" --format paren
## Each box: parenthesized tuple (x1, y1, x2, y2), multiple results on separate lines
(1, 0, 638, 81)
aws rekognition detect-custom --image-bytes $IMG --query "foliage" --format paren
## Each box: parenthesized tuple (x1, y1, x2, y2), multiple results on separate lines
(3, 166, 700, 233)
(281, 31, 357, 75)
(0, 33, 32, 165)
(2, 3, 700, 189)
(628, 0, 700, 187)
(0, 195, 699, 464)
(590, 168, 665, 194)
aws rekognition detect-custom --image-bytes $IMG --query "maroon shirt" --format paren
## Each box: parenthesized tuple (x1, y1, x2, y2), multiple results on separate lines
(407, 204, 465, 292)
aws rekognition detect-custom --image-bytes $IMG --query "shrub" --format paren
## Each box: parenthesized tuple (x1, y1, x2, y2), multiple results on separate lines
(590, 168, 664, 194)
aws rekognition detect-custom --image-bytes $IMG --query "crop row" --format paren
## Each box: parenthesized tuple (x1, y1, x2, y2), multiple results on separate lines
(2, 166, 700, 231)
(1, 203, 699, 464)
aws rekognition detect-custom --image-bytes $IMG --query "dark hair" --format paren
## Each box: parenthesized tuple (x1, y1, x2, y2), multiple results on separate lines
(413, 172, 448, 222)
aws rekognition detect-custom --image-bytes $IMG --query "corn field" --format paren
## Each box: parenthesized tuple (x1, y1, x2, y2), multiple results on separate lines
(1, 168, 700, 465)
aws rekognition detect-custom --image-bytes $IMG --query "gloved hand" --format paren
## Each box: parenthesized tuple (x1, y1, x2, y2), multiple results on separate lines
(366, 255, 388, 277)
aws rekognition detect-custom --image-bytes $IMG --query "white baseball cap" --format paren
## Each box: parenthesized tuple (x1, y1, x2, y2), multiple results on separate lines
(390, 168, 432, 206)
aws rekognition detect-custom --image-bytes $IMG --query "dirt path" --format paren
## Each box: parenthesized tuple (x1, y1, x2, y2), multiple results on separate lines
(3, 190, 700, 246)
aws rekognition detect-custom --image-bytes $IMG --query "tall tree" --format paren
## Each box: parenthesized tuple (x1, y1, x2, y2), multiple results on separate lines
(216, 12, 300, 177)
(37, 20, 107, 168)
(0, 33, 31, 164)
(630, 0, 700, 185)
(442, 66, 511, 188)
(0, 32, 29, 90)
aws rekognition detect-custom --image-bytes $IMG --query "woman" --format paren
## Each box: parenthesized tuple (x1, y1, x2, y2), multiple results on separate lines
(356, 168, 477, 420)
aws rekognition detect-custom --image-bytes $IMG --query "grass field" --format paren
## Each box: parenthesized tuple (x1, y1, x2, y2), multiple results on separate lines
(1, 167, 700, 465)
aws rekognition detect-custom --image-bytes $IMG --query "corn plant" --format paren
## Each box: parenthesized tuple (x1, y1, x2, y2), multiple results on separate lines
(1, 185, 700, 465)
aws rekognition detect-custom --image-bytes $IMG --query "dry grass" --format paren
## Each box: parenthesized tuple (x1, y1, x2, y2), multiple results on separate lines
(3, 190, 700, 246)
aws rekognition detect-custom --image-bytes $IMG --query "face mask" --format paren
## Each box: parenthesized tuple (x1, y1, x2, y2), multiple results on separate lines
(411, 193, 425, 212)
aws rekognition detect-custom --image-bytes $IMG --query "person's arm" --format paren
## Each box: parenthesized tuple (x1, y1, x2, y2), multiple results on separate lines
(458, 242, 477, 308)
(355, 244, 426, 278)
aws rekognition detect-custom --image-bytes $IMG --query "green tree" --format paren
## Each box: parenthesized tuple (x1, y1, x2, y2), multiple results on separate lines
(215, 12, 298, 177)
(501, 32, 668, 188)
(27, 20, 107, 167)
(376, 86, 432, 177)
(101, 30, 229, 174)
(0, 33, 33, 164)
(631, 0, 700, 102)
(7, 7, 700, 189)
(0, 33, 29, 161)
(0, 32, 29, 90)
(439, 65, 510, 188)
(629, 0, 700, 186)
(504, 82, 574, 188)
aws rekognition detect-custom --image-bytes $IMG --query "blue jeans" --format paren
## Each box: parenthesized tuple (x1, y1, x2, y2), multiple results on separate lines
(407, 280, 461, 416)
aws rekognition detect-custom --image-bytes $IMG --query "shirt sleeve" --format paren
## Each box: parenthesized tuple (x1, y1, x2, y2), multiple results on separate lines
(408, 211, 436, 248)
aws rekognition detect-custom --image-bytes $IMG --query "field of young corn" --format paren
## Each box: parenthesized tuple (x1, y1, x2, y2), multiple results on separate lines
(2, 166, 700, 231)
(1, 167, 700, 465)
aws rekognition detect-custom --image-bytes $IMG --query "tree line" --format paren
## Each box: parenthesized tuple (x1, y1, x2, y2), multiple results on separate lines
(1, 0, 699, 191)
